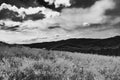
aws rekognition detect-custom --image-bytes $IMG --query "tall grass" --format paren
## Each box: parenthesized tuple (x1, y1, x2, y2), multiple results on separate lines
(0, 46, 120, 80)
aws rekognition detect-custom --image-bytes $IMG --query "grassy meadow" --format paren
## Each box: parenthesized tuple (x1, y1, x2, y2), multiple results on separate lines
(0, 45, 120, 80)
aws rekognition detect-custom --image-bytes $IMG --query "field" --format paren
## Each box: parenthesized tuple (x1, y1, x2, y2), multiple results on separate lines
(0, 45, 120, 80)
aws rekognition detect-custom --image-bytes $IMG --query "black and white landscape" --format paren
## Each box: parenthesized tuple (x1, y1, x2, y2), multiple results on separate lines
(0, 0, 120, 80)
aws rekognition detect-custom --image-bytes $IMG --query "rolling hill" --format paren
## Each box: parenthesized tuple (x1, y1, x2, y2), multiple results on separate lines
(23, 36, 120, 56)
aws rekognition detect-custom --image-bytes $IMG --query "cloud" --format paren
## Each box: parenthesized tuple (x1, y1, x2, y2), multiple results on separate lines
(0, 3, 57, 18)
(0, 0, 119, 44)
(44, 0, 71, 8)
(1, 0, 115, 30)
(54, 0, 115, 30)
(105, 0, 120, 16)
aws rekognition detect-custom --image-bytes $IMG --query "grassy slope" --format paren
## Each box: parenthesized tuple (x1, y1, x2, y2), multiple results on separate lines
(0, 45, 120, 80)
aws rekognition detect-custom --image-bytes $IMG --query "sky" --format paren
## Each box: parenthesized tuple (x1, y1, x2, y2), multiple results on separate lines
(0, 0, 120, 44)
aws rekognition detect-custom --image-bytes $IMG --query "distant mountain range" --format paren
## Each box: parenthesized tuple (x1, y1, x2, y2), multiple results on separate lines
(0, 36, 120, 56)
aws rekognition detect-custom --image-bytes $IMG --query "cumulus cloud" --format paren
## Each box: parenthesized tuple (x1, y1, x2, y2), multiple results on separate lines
(0, 3, 60, 18)
(44, 0, 71, 8)
(0, 0, 119, 44)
